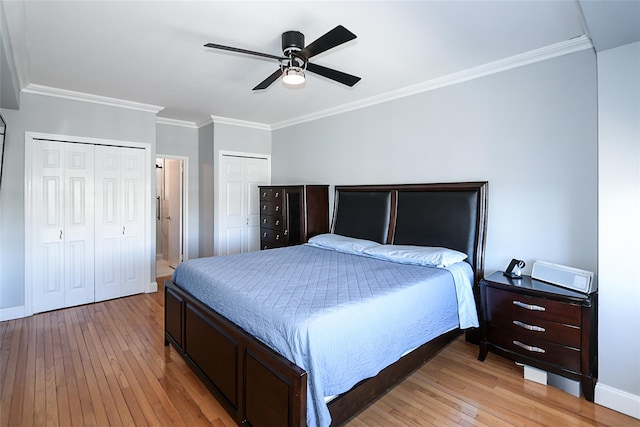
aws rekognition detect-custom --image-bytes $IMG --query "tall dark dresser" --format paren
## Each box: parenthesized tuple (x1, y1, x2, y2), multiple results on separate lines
(259, 185, 329, 249)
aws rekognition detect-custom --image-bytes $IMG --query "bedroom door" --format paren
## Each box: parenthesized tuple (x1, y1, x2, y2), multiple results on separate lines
(164, 158, 183, 268)
(31, 141, 95, 313)
(94, 145, 146, 302)
(218, 154, 269, 255)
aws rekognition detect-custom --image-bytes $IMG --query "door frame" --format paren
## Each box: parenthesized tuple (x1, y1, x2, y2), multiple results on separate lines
(155, 154, 188, 266)
(24, 131, 153, 317)
(215, 150, 271, 256)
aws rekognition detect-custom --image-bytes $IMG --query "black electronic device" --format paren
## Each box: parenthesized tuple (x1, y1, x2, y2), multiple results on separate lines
(503, 258, 526, 279)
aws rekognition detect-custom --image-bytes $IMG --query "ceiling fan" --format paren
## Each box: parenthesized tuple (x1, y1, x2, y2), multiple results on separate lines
(204, 25, 361, 90)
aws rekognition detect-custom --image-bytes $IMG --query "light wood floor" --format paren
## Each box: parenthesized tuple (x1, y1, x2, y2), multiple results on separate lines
(1, 278, 637, 427)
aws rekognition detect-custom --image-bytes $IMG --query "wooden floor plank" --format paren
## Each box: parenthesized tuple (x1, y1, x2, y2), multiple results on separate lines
(1, 278, 638, 427)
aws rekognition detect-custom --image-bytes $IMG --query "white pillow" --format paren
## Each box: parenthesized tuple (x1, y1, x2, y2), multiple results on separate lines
(363, 244, 468, 267)
(307, 233, 381, 254)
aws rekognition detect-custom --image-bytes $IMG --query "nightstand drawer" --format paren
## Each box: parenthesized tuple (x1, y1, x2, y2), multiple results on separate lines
(487, 324, 581, 371)
(260, 214, 284, 231)
(486, 286, 581, 326)
(488, 313, 581, 348)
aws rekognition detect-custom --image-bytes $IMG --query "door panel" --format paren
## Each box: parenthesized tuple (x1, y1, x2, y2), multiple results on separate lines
(32, 141, 94, 312)
(95, 145, 145, 302)
(120, 148, 145, 296)
(165, 159, 182, 268)
(219, 155, 269, 256)
(64, 143, 94, 307)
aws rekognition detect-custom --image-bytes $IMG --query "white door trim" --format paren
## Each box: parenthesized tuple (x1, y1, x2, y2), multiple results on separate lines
(25, 131, 152, 316)
(156, 154, 188, 263)
(215, 150, 271, 257)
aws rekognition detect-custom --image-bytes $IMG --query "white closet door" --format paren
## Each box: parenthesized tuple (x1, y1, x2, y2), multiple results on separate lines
(219, 155, 269, 256)
(245, 158, 269, 252)
(32, 141, 95, 313)
(64, 144, 96, 307)
(95, 145, 146, 302)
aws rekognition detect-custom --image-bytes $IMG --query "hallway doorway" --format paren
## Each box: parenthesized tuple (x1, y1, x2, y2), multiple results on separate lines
(156, 156, 186, 277)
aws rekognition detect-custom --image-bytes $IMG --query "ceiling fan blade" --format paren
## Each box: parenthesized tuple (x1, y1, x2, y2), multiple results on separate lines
(306, 63, 360, 87)
(253, 69, 283, 90)
(204, 43, 284, 61)
(302, 25, 357, 58)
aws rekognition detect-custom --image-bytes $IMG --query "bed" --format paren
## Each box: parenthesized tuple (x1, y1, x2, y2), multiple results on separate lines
(164, 182, 488, 427)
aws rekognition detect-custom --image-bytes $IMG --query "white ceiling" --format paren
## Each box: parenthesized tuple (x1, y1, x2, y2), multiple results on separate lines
(2, 1, 639, 127)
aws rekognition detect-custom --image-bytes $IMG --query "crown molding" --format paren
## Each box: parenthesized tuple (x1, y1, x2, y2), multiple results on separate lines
(271, 35, 593, 130)
(196, 117, 214, 128)
(211, 115, 271, 131)
(22, 84, 164, 113)
(156, 117, 198, 129)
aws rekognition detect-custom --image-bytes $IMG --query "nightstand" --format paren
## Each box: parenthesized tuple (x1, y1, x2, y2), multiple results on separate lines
(478, 271, 597, 401)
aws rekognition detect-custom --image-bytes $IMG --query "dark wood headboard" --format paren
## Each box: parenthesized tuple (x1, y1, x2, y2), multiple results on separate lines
(331, 182, 488, 285)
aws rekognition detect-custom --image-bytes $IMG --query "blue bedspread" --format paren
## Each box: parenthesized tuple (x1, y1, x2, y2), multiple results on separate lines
(172, 244, 478, 427)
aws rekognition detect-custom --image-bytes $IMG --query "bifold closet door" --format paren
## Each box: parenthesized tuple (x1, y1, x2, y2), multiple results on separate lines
(219, 155, 269, 255)
(32, 141, 95, 313)
(95, 145, 146, 302)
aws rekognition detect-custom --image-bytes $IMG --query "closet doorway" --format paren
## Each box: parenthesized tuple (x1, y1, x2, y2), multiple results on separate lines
(156, 156, 186, 277)
(25, 132, 152, 316)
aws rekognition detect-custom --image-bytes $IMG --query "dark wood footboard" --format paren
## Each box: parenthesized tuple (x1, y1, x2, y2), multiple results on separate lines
(165, 280, 307, 427)
(165, 279, 461, 426)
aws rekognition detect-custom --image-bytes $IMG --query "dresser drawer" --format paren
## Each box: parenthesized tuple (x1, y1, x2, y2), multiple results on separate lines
(260, 187, 284, 202)
(486, 286, 581, 326)
(260, 214, 284, 231)
(489, 313, 581, 348)
(261, 201, 283, 216)
(487, 324, 581, 371)
(261, 239, 284, 250)
(261, 229, 285, 244)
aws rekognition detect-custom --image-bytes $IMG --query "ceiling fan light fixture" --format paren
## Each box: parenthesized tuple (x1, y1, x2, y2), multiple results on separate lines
(282, 66, 305, 85)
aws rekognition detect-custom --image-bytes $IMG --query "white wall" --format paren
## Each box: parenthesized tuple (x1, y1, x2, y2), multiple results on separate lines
(198, 122, 214, 257)
(0, 91, 157, 315)
(156, 122, 199, 260)
(596, 41, 640, 419)
(272, 50, 598, 277)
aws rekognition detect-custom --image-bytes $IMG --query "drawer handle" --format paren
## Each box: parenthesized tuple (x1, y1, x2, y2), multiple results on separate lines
(275, 192, 280, 198)
(513, 340, 546, 354)
(284, 229, 288, 235)
(512, 300, 546, 312)
(275, 220, 280, 226)
(275, 234, 280, 240)
(262, 205, 267, 210)
(513, 320, 545, 332)
(263, 218, 267, 223)
(275, 206, 280, 211)
(263, 232, 267, 238)
(262, 192, 267, 197)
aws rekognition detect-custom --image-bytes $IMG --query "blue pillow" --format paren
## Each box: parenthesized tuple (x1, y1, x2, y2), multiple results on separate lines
(363, 245, 467, 267)
(307, 233, 381, 255)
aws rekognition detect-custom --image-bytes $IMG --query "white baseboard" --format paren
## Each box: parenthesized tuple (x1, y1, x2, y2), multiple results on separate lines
(596, 383, 640, 420)
(147, 281, 158, 293)
(0, 305, 26, 321)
